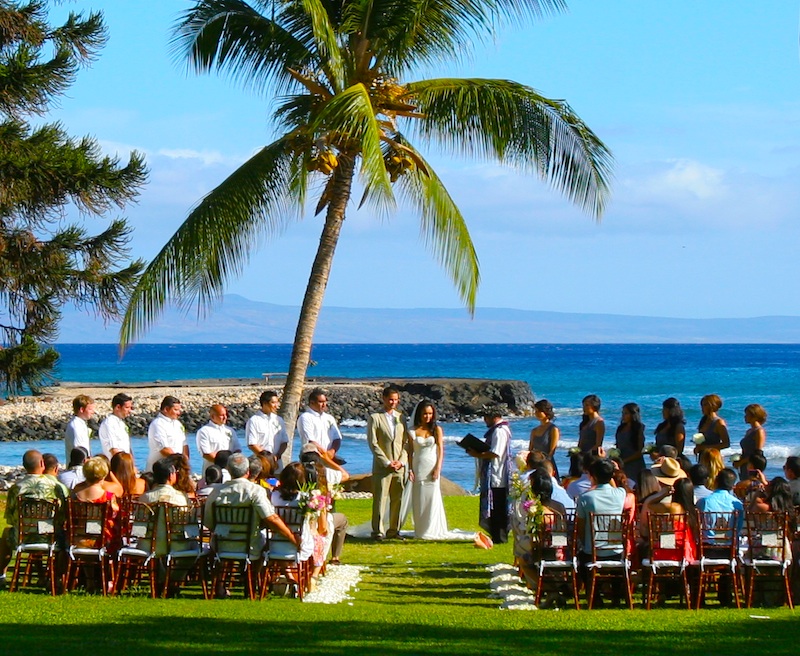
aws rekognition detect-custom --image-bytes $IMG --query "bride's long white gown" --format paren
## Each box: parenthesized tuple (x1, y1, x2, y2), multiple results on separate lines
(411, 434, 449, 539)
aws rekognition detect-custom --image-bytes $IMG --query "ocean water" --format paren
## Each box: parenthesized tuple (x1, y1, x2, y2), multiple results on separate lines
(4, 343, 800, 488)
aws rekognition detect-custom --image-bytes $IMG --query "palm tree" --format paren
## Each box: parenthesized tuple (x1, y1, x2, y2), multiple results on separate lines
(120, 0, 612, 446)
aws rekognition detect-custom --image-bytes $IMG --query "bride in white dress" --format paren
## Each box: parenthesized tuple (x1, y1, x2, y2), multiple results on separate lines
(409, 401, 449, 539)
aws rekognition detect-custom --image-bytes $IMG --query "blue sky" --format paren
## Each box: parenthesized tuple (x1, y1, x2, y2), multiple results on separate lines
(46, 1, 800, 322)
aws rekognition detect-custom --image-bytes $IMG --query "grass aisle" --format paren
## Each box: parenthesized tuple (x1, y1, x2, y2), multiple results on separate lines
(0, 497, 796, 655)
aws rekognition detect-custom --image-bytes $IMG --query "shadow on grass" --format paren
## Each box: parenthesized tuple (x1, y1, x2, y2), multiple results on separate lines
(0, 615, 797, 656)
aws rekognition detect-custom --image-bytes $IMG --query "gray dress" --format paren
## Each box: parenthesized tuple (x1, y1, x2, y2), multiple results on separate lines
(739, 426, 763, 480)
(529, 423, 559, 478)
(699, 417, 723, 448)
(578, 417, 604, 453)
(615, 424, 645, 481)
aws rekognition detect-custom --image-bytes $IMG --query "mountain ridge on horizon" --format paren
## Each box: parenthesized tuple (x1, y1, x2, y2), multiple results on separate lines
(55, 294, 800, 344)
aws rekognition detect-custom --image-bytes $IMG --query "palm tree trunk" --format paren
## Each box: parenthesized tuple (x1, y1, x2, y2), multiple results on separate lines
(279, 156, 356, 461)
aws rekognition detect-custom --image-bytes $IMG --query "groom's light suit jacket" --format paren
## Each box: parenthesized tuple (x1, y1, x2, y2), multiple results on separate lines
(366, 410, 410, 474)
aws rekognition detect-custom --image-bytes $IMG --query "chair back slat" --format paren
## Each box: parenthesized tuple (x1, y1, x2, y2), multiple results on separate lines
(589, 513, 628, 561)
(17, 498, 60, 546)
(212, 505, 255, 558)
(745, 511, 789, 562)
(532, 512, 573, 561)
(165, 504, 202, 553)
(68, 499, 110, 549)
(698, 511, 739, 560)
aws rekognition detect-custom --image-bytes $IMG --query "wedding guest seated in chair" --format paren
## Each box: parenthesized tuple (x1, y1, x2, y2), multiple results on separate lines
(0, 450, 69, 587)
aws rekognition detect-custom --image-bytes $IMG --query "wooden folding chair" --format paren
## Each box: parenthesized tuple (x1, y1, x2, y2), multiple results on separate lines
(262, 506, 310, 600)
(528, 512, 580, 609)
(114, 502, 158, 597)
(65, 499, 113, 595)
(642, 513, 693, 609)
(10, 498, 63, 595)
(210, 505, 257, 600)
(742, 511, 793, 608)
(696, 510, 742, 608)
(585, 512, 634, 609)
(164, 503, 208, 598)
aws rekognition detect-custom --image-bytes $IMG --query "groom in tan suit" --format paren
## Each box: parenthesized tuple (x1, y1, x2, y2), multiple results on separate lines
(367, 386, 410, 540)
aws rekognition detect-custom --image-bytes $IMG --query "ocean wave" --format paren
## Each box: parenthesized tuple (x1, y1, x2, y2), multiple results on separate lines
(340, 419, 367, 428)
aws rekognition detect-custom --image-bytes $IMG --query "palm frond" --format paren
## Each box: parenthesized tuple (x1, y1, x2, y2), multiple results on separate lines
(390, 137, 479, 312)
(406, 77, 613, 218)
(119, 137, 300, 350)
(172, 0, 314, 96)
(355, 0, 566, 76)
(296, 0, 345, 91)
(311, 83, 395, 214)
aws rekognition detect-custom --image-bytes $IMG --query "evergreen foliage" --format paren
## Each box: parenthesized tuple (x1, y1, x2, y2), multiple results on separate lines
(0, 0, 147, 395)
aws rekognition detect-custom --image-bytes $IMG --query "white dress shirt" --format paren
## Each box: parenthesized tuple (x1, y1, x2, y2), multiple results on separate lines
(98, 413, 131, 459)
(245, 410, 288, 454)
(146, 413, 186, 471)
(297, 408, 342, 452)
(64, 416, 91, 461)
(196, 421, 241, 473)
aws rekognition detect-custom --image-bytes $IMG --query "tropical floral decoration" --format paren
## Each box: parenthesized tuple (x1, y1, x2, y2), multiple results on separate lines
(509, 471, 528, 502)
(296, 484, 332, 518)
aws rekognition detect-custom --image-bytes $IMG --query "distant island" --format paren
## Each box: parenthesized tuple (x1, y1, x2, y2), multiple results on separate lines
(57, 293, 800, 344)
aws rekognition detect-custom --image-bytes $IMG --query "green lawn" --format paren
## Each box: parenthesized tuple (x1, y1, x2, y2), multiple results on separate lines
(0, 496, 796, 655)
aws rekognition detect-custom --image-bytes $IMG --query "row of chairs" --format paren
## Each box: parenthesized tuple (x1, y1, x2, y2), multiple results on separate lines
(524, 510, 794, 610)
(10, 496, 312, 599)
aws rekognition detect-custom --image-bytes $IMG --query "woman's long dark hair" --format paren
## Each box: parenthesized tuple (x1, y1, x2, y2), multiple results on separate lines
(413, 400, 438, 433)
(579, 394, 601, 429)
(279, 463, 306, 500)
(655, 397, 686, 440)
(616, 402, 644, 451)
(672, 478, 699, 537)
(766, 476, 794, 514)
(110, 452, 137, 496)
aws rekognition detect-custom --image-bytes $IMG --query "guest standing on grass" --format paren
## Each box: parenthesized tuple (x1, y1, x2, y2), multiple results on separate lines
(467, 408, 512, 544)
(65, 395, 95, 461)
(529, 399, 560, 478)
(578, 394, 604, 454)
(615, 403, 646, 482)
(654, 397, 686, 454)
(738, 403, 767, 481)
(146, 396, 188, 472)
(367, 386, 410, 540)
(98, 393, 134, 460)
(695, 394, 730, 456)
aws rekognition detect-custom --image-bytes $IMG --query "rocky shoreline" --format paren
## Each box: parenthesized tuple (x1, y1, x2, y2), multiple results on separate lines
(0, 378, 535, 443)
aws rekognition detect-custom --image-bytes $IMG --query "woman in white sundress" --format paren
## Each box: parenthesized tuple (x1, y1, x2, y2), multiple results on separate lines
(409, 400, 449, 539)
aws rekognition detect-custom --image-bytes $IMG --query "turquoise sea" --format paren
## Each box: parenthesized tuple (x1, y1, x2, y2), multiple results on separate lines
(3, 343, 799, 489)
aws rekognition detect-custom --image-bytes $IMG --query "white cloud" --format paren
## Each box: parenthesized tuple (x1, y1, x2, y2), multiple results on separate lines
(637, 159, 726, 200)
(157, 148, 237, 167)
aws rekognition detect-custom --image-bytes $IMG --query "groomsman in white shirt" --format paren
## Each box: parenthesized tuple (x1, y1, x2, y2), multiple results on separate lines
(64, 395, 95, 461)
(98, 393, 134, 459)
(146, 395, 188, 472)
(297, 388, 342, 460)
(197, 404, 241, 475)
(245, 391, 289, 461)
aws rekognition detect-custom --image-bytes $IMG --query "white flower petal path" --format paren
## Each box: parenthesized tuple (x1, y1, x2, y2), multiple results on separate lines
(302, 564, 365, 604)
(486, 563, 538, 611)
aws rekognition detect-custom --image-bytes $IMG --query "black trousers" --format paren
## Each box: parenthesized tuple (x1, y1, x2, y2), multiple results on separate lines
(489, 487, 509, 544)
